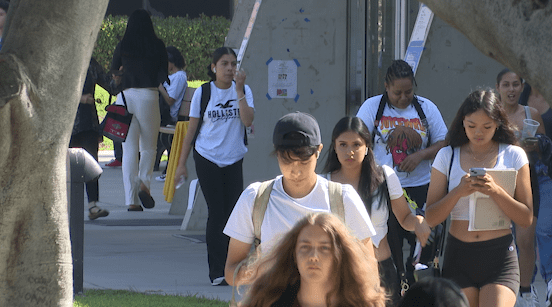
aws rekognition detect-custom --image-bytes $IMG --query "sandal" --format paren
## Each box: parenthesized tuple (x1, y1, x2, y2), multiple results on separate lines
(89, 205, 109, 220)
(128, 204, 143, 211)
(138, 190, 155, 209)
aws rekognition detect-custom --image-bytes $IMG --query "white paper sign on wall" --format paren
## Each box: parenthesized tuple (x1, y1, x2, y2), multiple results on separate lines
(267, 59, 298, 100)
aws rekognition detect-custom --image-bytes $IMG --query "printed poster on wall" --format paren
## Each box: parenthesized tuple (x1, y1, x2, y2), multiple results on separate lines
(268, 60, 297, 99)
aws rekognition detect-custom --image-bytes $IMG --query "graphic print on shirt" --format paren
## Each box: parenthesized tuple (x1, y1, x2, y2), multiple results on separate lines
(208, 99, 240, 123)
(377, 116, 426, 173)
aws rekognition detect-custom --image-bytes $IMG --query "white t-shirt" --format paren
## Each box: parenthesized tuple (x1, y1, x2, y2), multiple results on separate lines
(223, 175, 376, 254)
(163, 70, 188, 122)
(325, 165, 403, 247)
(432, 144, 528, 220)
(190, 82, 254, 167)
(356, 94, 448, 187)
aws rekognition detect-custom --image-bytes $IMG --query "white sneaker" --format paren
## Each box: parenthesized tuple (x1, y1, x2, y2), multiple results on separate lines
(546, 279, 552, 307)
(155, 174, 166, 182)
(211, 277, 228, 286)
(515, 285, 539, 307)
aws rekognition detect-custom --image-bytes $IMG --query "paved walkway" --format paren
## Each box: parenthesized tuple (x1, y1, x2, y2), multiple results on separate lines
(82, 151, 234, 302)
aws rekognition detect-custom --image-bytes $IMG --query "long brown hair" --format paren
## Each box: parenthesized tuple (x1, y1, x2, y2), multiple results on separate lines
(239, 213, 386, 307)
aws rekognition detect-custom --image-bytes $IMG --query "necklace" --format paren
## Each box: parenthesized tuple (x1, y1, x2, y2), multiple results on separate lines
(468, 143, 494, 162)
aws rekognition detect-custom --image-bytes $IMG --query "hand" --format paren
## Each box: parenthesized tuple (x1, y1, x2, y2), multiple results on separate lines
(413, 215, 432, 247)
(174, 163, 188, 187)
(453, 174, 479, 198)
(233, 68, 246, 91)
(398, 151, 424, 173)
(522, 138, 539, 152)
(80, 93, 94, 104)
(469, 173, 501, 196)
(112, 66, 123, 86)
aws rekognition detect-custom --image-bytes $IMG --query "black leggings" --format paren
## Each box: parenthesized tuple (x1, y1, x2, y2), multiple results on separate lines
(194, 149, 243, 282)
(69, 130, 99, 203)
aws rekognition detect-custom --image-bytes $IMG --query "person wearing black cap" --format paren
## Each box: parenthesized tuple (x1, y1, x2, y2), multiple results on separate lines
(223, 111, 377, 286)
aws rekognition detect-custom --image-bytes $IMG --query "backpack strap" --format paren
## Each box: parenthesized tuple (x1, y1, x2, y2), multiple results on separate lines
(252, 179, 275, 248)
(372, 95, 387, 143)
(372, 94, 431, 146)
(328, 181, 345, 223)
(411, 97, 431, 146)
(192, 82, 211, 145)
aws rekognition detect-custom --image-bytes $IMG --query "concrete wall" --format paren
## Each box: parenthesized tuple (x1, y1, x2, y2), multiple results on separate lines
(226, 0, 350, 185)
(414, 17, 504, 125)
(225, 1, 507, 186)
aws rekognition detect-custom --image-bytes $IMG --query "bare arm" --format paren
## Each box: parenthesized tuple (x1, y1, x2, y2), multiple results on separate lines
(391, 195, 431, 247)
(173, 117, 199, 183)
(399, 140, 446, 173)
(425, 168, 473, 227)
(233, 70, 254, 127)
(158, 84, 176, 106)
(224, 238, 253, 286)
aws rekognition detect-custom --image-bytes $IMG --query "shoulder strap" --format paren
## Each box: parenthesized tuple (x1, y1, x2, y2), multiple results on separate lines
(372, 95, 387, 143)
(412, 97, 431, 145)
(446, 146, 454, 193)
(192, 82, 211, 144)
(524, 105, 532, 120)
(252, 179, 275, 248)
(519, 83, 531, 106)
(328, 181, 345, 223)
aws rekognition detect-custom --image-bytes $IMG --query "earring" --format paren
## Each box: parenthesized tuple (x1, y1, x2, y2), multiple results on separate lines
(213, 67, 217, 73)
(365, 149, 368, 156)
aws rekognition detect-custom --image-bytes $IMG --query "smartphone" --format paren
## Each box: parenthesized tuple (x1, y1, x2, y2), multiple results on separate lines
(470, 168, 486, 177)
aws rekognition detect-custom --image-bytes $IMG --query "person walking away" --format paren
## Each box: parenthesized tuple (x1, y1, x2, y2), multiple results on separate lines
(173, 47, 254, 286)
(111, 9, 169, 211)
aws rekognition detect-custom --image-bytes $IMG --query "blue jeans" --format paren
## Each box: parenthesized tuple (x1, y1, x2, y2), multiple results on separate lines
(536, 162, 552, 283)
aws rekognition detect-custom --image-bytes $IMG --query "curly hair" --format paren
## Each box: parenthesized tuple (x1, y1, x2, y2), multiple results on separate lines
(239, 213, 386, 307)
(446, 89, 517, 148)
(322, 117, 386, 215)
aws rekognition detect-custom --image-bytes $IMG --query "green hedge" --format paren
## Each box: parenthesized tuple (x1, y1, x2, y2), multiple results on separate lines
(93, 14, 231, 81)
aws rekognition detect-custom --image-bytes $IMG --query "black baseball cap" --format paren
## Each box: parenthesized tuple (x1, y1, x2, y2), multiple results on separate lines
(273, 112, 321, 146)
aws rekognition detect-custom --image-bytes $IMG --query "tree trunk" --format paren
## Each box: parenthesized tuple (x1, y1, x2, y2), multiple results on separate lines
(0, 0, 108, 305)
(420, 0, 552, 106)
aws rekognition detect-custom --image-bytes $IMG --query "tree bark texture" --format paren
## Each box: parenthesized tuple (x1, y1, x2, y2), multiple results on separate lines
(419, 0, 552, 105)
(0, 0, 108, 305)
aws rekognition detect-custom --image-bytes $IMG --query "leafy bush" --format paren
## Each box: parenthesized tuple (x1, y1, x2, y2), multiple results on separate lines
(93, 14, 230, 81)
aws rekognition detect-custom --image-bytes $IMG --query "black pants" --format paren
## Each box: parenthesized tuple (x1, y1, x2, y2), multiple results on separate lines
(387, 184, 429, 287)
(113, 140, 122, 161)
(69, 130, 99, 203)
(194, 149, 244, 282)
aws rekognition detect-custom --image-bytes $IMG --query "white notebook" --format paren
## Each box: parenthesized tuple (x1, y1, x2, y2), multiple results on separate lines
(468, 168, 517, 231)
